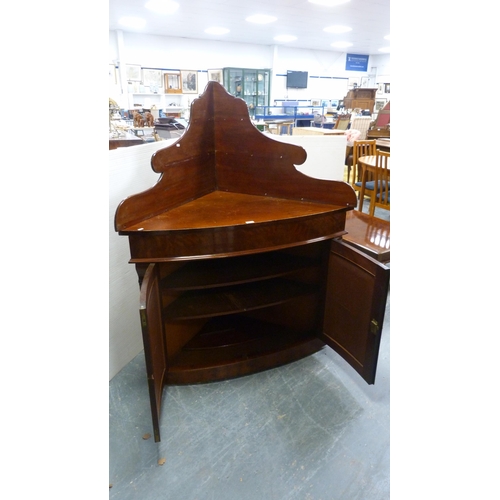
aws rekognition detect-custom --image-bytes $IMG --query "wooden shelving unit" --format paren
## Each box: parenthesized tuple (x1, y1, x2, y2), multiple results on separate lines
(115, 82, 390, 442)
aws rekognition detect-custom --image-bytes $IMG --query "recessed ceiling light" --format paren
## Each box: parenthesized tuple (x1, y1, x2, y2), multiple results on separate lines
(379, 47, 390, 53)
(331, 41, 353, 48)
(274, 35, 297, 42)
(145, 0, 179, 14)
(204, 27, 230, 35)
(246, 14, 277, 24)
(119, 16, 146, 29)
(323, 25, 352, 34)
(308, 0, 351, 6)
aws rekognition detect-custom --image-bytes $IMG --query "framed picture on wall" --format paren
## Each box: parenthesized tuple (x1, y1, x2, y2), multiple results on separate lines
(384, 83, 390, 94)
(165, 73, 182, 93)
(126, 64, 142, 82)
(208, 69, 223, 84)
(142, 69, 162, 92)
(181, 70, 198, 93)
(311, 99, 321, 106)
(375, 99, 387, 112)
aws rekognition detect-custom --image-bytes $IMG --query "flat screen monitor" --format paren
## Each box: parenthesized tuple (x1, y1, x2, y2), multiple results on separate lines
(286, 71, 308, 89)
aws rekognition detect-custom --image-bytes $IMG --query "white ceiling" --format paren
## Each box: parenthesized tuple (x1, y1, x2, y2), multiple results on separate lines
(109, 0, 390, 55)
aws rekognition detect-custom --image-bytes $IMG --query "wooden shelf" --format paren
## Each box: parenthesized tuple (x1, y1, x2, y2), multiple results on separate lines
(163, 278, 319, 320)
(161, 253, 317, 290)
(166, 316, 324, 384)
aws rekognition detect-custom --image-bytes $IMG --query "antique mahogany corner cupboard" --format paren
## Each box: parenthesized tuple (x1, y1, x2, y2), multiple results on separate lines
(115, 82, 390, 442)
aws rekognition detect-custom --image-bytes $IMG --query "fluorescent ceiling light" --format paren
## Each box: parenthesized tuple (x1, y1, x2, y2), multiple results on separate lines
(145, 0, 179, 14)
(246, 14, 277, 24)
(274, 35, 297, 42)
(331, 41, 353, 48)
(205, 27, 230, 35)
(308, 0, 351, 6)
(119, 16, 146, 29)
(324, 25, 352, 34)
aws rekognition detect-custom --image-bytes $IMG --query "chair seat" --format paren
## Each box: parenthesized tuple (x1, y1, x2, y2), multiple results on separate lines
(355, 180, 390, 191)
(376, 191, 390, 203)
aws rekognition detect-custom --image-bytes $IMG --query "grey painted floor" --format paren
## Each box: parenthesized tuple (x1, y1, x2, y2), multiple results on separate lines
(109, 290, 390, 500)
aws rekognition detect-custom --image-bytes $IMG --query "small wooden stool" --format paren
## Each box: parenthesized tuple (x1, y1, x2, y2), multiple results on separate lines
(343, 210, 390, 263)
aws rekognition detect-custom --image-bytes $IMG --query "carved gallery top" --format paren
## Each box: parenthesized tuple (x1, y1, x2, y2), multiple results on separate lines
(115, 81, 357, 260)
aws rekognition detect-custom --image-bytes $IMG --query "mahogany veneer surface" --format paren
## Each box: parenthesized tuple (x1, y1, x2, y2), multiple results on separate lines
(122, 191, 349, 261)
(122, 191, 343, 231)
(343, 211, 390, 262)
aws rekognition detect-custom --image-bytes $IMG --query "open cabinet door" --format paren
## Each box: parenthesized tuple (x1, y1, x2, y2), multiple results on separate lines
(139, 263, 167, 442)
(321, 239, 390, 384)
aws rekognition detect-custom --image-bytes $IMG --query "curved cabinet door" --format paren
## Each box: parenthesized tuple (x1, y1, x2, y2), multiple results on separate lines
(139, 263, 167, 442)
(321, 239, 390, 384)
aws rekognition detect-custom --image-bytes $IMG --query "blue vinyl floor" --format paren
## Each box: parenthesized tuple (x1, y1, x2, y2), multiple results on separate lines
(109, 290, 390, 500)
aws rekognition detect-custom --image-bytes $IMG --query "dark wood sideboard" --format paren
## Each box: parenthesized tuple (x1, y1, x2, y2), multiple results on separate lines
(342, 87, 378, 114)
(115, 81, 390, 442)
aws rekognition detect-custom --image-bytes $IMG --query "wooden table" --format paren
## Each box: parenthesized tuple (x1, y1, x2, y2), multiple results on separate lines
(358, 155, 391, 173)
(109, 134, 144, 150)
(293, 128, 347, 136)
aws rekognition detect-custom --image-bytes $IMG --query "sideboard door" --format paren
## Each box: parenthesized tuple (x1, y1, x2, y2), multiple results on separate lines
(139, 263, 167, 442)
(321, 239, 390, 384)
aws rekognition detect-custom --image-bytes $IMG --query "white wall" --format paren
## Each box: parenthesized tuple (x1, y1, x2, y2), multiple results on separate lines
(109, 30, 391, 107)
(270, 134, 347, 181)
(109, 139, 175, 380)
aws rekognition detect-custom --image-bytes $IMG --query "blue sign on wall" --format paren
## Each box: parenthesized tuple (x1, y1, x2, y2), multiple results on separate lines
(346, 54, 369, 72)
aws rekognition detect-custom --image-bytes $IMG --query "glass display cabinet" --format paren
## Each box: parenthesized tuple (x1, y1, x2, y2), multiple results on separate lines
(222, 68, 270, 118)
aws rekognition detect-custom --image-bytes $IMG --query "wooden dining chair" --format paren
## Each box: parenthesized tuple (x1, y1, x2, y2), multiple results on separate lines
(370, 150, 390, 216)
(334, 113, 351, 130)
(346, 139, 376, 192)
(357, 150, 390, 216)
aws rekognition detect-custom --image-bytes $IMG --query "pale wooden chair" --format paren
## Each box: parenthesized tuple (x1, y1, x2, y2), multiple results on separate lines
(346, 140, 377, 193)
(350, 116, 373, 140)
(369, 150, 390, 216)
(357, 150, 390, 216)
